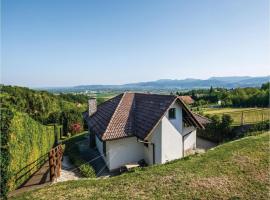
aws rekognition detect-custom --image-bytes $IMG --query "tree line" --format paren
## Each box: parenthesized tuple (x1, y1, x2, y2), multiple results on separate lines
(1, 85, 89, 136)
(176, 82, 269, 108)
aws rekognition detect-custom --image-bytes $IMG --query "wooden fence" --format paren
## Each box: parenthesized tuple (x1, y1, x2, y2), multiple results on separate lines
(48, 145, 63, 182)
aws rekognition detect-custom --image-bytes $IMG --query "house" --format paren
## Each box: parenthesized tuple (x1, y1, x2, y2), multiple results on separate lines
(84, 92, 205, 172)
(179, 95, 195, 105)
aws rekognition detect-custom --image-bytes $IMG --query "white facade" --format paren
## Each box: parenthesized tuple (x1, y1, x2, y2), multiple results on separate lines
(94, 101, 197, 171)
(106, 137, 144, 171)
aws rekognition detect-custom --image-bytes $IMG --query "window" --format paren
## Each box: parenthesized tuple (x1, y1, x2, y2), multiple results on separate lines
(103, 141, 106, 156)
(169, 108, 176, 119)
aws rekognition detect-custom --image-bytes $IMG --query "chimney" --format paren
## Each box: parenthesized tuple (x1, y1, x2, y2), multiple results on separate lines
(88, 98, 97, 116)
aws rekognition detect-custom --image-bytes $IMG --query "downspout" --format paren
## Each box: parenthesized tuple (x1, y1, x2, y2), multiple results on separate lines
(137, 139, 155, 165)
(182, 135, 185, 157)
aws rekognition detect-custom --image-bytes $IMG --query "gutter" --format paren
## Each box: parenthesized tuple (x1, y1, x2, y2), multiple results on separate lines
(137, 139, 155, 165)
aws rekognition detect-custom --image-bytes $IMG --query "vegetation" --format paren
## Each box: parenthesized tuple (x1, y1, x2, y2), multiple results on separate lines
(1, 85, 87, 136)
(0, 85, 81, 124)
(0, 85, 88, 198)
(0, 108, 14, 198)
(0, 109, 60, 197)
(177, 82, 270, 108)
(12, 132, 270, 200)
(63, 133, 95, 178)
(198, 114, 233, 142)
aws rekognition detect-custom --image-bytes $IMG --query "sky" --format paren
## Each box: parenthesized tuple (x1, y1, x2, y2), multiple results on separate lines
(1, 0, 269, 87)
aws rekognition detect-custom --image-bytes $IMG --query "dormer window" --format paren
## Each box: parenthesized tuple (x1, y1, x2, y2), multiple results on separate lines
(169, 108, 176, 119)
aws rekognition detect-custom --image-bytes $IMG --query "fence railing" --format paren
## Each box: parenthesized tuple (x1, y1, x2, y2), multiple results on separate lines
(48, 144, 63, 182)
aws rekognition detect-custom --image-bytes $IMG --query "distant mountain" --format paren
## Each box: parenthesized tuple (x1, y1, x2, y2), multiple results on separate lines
(208, 76, 252, 83)
(43, 76, 270, 92)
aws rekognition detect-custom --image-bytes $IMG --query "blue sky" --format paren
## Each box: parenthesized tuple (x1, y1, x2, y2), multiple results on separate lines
(1, 0, 269, 87)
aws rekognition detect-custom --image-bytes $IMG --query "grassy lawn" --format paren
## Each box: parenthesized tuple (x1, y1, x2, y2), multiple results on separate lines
(203, 108, 270, 125)
(12, 132, 270, 200)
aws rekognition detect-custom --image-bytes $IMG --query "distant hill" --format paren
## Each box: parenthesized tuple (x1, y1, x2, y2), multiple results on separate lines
(42, 76, 270, 92)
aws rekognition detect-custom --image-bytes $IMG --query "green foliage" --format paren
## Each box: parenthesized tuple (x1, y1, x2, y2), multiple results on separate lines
(232, 120, 270, 139)
(1, 110, 58, 194)
(0, 108, 14, 199)
(177, 82, 270, 107)
(61, 109, 83, 135)
(58, 93, 89, 104)
(0, 85, 82, 124)
(261, 82, 270, 90)
(198, 114, 233, 142)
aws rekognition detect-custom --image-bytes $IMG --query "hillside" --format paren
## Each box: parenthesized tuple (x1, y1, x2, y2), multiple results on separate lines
(13, 132, 270, 200)
(45, 76, 270, 92)
(0, 85, 86, 123)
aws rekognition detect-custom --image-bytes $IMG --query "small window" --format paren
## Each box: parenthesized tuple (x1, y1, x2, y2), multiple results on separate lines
(103, 141, 106, 156)
(169, 108, 176, 119)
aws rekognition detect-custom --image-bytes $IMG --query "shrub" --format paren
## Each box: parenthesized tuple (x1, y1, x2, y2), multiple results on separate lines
(198, 114, 233, 142)
(61, 109, 83, 135)
(69, 123, 82, 134)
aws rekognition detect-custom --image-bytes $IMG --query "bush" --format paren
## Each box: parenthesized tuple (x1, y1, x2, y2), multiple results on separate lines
(198, 114, 233, 142)
(61, 109, 83, 135)
(69, 123, 82, 135)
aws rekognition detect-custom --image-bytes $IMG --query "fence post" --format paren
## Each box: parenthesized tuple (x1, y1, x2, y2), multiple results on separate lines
(241, 111, 244, 125)
(49, 149, 56, 182)
(49, 145, 63, 182)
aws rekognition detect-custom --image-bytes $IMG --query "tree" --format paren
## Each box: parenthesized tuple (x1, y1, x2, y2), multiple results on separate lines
(220, 114, 233, 138)
(261, 82, 270, 90)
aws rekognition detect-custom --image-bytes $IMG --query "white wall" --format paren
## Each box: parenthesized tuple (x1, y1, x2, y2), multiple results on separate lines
(144, 122, 162, 165)
(95, 135, 109, 164)
(161, 115, 183, 163)
(106, 137, 144, 171)
(165, 102, 183, 132)
(183, 129, 196, 151)
(146, 101, 197, 164)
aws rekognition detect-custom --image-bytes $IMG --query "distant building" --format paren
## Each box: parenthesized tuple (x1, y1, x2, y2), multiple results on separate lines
(179, 96, 195, 105)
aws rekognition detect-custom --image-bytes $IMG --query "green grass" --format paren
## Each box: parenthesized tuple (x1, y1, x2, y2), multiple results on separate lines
(12, 132, 270, 200)
(203, 108, 270, 125)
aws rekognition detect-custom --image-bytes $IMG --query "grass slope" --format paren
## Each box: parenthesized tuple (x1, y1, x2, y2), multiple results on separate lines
(203, 108, 270, 125)
(13, 133, 270, 200)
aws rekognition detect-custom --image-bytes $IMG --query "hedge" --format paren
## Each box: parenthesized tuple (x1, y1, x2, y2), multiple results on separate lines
(0, 109, 60, 197)
(0, 108, 14, 198)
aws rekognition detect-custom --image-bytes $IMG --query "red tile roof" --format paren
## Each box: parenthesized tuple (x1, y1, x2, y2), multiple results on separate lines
(179, 96, 194, 105)
(193, 113, 212, 125)
(85, 92, 204, 141)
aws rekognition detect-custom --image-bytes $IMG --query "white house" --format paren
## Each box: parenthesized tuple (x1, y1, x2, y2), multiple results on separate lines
(84, 92, 205, 171)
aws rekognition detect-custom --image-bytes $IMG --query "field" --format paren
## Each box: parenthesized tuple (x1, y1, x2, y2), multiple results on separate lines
(96, 92, 118, 104)
(203, 108, 270, 126)
(12, 132, 270, 200)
